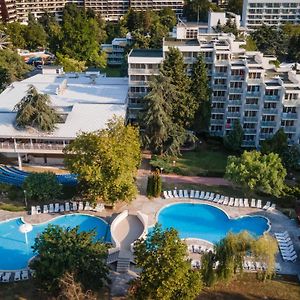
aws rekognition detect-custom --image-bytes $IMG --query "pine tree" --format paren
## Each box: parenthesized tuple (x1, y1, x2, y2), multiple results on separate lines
(191, 54, 211, 132)
(162, 47, 197, 128)
(223, 120, 244, 152)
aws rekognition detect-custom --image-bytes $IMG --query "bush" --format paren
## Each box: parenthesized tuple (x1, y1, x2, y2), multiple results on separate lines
(147, 172, 162, 198)
(23, 172, 62, 202)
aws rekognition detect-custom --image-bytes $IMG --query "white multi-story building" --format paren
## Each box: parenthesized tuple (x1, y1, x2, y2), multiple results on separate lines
(128, 33, 300, 148)
(242, 0, 300, 30)
(0, 66, 128, 167)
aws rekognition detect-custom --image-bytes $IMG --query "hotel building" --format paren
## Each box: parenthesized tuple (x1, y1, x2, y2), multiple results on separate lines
(128, 33, 300, 148)
(242, 0, 300, 30)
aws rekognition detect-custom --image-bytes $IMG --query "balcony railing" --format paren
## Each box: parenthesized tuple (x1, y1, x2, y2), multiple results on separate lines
(230, 75, 245, 81)
(260, 121, 277, 127)
(0, 142, 66, 151)
(210, 119, 224, 125)
(229, 88, 243, 94)
(246, 91, 260, 97)
(212, 96, 226, 102)
(242, 140, 256, 147)
(259, 133, 273, 139)
(228, 100, 242, 105)
(212, 84, 227, 90)
(244, 128, 257, 134)
(264, 95, 280, 101)
(244, 104, 259, 110)
(262, 108, 279, 115)
(227, 112, 240, 117)
(243, 116, 258, 122)
(211, 108, 225, 113)
(214, 72, 227, 77)
(282, 126, 297, 133)
(282, 112, 297, 119)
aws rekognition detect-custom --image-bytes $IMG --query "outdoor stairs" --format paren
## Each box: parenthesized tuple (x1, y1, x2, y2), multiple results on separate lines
(116, 257, 131, 273)
(107, 250, 120, 264)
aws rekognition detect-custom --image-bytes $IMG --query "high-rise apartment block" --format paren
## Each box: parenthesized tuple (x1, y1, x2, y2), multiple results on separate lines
(128, 33, 300, 148)
(242, 0, 300, 29)
(0, 0, 184, 22)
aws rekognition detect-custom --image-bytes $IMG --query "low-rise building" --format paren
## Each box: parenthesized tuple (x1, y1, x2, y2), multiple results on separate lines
(0, 66, 128, 167)
(128, 33, 300, 148)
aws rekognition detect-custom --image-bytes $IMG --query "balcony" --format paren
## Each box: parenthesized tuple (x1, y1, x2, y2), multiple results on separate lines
(227, 112, 240, 118)
(229, 88, 243, 94)
(129, 103, 144, 109)
(282, 112, 297, 120)
(259, 133, 273, 140)
(282, 126, 297, 133)
(244, 128, 257, 134)
(230, 75, 245, 81)
(210, 119, 224, 125)
(214, 72, 227, 77)
(242, 140, 256, 147)
(262, 108, 278, 115)
(210, 131, 223, 137)
(211, 108, 225, 113)
(0, 142, 66, 154)
(264, 95, 280, 101)
(212, 84, 227, 90)
(128, 92, 147, 98)
(228, 100, 242, 106)
(246, 91, 260, 97)
(244, 104, 259, 110)
(212, 96, 226, 102)
(260, 121, 277, 127)
(243, 116, 258, 122)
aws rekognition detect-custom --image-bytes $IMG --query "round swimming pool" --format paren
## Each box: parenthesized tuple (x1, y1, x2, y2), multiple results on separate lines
(153, 203, 270, 243)
(0, 214, 111, 270)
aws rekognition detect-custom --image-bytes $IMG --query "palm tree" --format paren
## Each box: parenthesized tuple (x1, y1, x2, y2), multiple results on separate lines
(0, 32, 10, 50)
(14, 85, 60, 132)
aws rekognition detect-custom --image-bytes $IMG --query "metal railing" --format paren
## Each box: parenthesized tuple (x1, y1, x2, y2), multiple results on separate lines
(0, 142, 66, 151)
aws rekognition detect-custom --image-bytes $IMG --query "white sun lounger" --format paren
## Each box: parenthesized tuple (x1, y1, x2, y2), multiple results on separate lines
(190, 190, 195, 198)
(183, 190, 189, 198)
(60, 204, 65, 212)
(204, 192, 210, 200)
(277, 237, 292, 244)
(250, 198, 256, 208)
(228, 197, 234, 206)
(208, 193, 215, 201)
(234, 198, 239, 207)
(84, 201, 92, 210)
(78, 201, 84, 210)
(179, 190, 183, 198)
(244, 198, 249, 207)
(283, 254, 297, 262)
(14, 271, 21, 281)
(223, 196, 229, 205)
(218, 195, 225, 204)
(49, 203, 54, 213)
(279, 245, 294, 252)
(43, 205, 48, 214)
(31, 206, 36, 215)
(36, 205, 41, 214)
(95, 203, 104, 212)
(239, 198, 244, 207)
(21, 270, 29, 280)
(65, 202, 70, 212)
(275, 231, 289, 238)
(194, 190, 200, 198)
(2, 272, 11, 282)
(213, 194, 220, 202)
(199, 191, 205, 199)
(163, 191, 169, 199)
(173, 190, 179, 198)
(54, 203, 60, 213)
(268, 203, 276, 210)
(257, 199, 262, 209)
(72, 202, 78, 211)
(263, 201, 271, 210)
(168, 191, 173, 198)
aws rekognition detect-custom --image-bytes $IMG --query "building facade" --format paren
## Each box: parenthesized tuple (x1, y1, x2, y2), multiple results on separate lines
(128, 33, 300, 148)
(0, 0, 183, 22)
(242, 0, 300, 29)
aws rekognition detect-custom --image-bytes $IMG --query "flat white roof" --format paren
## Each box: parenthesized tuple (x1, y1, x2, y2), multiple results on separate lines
(0, 73, 128, 139)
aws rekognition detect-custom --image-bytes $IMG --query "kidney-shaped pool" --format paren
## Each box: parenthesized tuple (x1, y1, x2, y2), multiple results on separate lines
(152, 203, 270, 243)
(0, 214, 111, 270)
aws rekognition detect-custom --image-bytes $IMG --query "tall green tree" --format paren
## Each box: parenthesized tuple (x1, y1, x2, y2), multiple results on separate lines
(5, 22, 27, 49)
(64, 117, 141, 205)
(261, 128, 288, 156)
(23, 172, 61, 202)
(131, 224, 202, 299)
(31, 225, 109, 295)
(183, 0, 212, 22)
(190, 54, 211, 132)
(226, 0, 243, 15)
(162, 47, 197, 128)
(225, 151, 287, 196)
(0, 67, 10, 92)
(14, 85, 60, 131)
(24, 14, 47, 50)
(223, 120, 244, 152)
(56, 53, 86, 72)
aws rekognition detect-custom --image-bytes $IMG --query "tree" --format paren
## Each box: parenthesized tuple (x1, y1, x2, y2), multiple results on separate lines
(23, 172, 61, 202)
(14, 85, 61, 131)
(5, 22, 27, 49)
(162, 47, 197, 128)
(132, 224, 202, 299)
(201, 251, 216, 286)
(223, 120, 244, 152)
(282, 145, 300, 170)
(31, 225, 109, 295)
(215, 231, 254, 281)
(24, 14, 47, 50)
(64, 117, 141, 205)
(183, 0, 212, 22)
(56, 53, 86, 72)
(243, 36, 258, 51)
(146, 171, 162, 198)
(251, 234, 278, 281)
(190, 54, 211, 132)
(0, 67, 10, 92)
(60, 4, 106, 67)
(225, 151, 287, 196)
(261, 128, 288, 156)
(226, 0, 243, 15)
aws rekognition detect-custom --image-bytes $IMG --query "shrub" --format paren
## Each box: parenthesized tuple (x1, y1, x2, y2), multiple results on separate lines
(147, 172, 162, 198)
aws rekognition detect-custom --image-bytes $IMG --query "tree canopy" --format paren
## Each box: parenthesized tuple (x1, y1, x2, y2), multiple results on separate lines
(131, 224, 202, 299)
(23, 172, 61, 202)
(223, 119, 244, 152)
(64, 117, 141, 205)
(226, 0, 243, 15)
(225, 151, 287, 196)
(14, 85, 61, 131)
(31, 225, 109, 295)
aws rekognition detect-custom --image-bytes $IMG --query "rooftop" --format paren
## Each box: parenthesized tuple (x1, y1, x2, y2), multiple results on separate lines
(130, 49, 163, 58)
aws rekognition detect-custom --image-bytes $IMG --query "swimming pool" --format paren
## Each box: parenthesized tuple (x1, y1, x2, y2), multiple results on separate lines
(153, 203, 270, 243)
(0, 214, 111, 270)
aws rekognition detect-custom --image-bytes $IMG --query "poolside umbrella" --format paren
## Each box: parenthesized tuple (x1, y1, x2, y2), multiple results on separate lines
(19, 223, 33, 245)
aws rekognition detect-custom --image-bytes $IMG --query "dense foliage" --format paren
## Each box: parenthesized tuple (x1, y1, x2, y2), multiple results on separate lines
(23, 172, 61, 202)
(146, 172, 162, 198)
(223, 120, 244, 152)
(14, 85, 61, 131)
(31, 225, 109, 295)
(184, 0, 221, 22)
(64, 117, 141, 205)
(131, 224, 202, 299)
(225, 151, 287, 196)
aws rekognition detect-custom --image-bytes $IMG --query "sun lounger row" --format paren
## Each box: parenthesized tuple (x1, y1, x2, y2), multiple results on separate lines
(0, 269, 30, 283)
(275, 232, 297, 262)
(31, 201, 104, 215)
(191, 259, 201, 269)
(188, 244, 214, 254)
(163, 190, 275, 210)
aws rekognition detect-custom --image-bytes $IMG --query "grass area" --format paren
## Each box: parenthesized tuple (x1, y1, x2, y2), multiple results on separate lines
(101, 66, 122, 77)
(0, 202, 25, 212)
(200, 273, 300, 300)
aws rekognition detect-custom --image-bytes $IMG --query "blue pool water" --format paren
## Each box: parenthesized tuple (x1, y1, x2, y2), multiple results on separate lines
(0, 214, 111, 270)
(153, 203, 269, 243)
